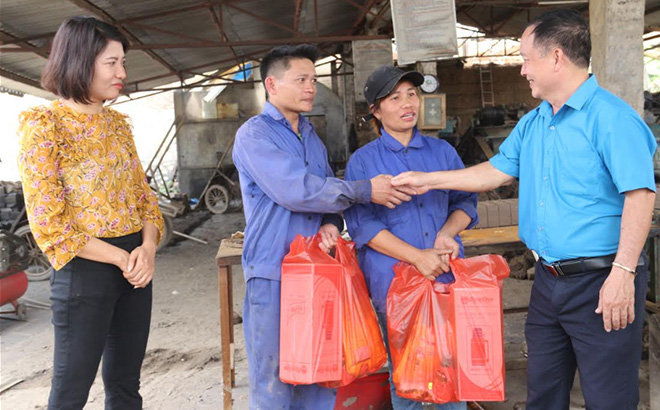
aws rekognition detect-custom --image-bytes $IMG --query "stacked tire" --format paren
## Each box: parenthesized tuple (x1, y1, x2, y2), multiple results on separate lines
(0, 182, 24, 230)
(0, 181, 54, 281)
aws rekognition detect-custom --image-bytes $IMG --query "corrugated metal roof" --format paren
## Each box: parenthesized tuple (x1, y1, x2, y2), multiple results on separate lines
(2, 0, 660, 97)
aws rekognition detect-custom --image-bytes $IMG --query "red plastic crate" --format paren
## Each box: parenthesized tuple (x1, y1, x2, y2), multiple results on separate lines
(334, 372, 392, 410)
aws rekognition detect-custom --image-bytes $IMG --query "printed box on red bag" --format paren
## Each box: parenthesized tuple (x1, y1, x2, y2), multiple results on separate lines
(451, 286, 505, 401)
(280, 262, 342, 384)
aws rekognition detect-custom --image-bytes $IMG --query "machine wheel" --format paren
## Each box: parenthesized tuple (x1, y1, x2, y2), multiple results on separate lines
(157, 215, 174, 252)
(16, 302, 28, 321)
(14, 224, 54, 282)
(205, 184, 230, 214)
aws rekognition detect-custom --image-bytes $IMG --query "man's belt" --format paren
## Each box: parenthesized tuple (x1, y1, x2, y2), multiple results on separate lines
(540, 254, 643, 277)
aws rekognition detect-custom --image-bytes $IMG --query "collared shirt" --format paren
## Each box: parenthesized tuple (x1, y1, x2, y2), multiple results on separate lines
(490, 75, 656, 262)
(233, 102, 371, 282)
(344, 128, 478, 312)
(17, 101, 164, 270)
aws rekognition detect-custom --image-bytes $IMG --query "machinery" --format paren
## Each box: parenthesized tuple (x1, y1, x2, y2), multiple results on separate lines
(0, 229, 30, 320)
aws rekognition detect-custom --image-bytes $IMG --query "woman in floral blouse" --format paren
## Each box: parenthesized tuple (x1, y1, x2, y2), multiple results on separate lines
(17, 17, 163, 410)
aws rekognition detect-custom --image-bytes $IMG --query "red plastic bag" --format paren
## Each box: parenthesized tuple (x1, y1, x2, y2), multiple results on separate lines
(280, 235, 343, 385)
(280, 235, 386, 386)
(320, 237, 387, 388)
(386, 254, 510, 403)
(387, 262, 458, 403)
(449, 255, 509, 401)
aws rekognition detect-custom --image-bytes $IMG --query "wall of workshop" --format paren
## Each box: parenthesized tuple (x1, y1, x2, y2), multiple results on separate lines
(173, 82, 264, 199)
(435, 61, 541, 136)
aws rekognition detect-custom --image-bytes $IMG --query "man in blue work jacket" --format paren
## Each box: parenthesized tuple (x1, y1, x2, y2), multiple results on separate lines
(232, 44, 415, 410)
(392, 9, 656, 410)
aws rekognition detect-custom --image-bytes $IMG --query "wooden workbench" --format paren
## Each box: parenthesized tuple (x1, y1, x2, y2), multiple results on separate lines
(214, 239, 242, 410)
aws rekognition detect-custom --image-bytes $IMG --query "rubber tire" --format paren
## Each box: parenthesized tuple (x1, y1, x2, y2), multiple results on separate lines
(14, 224, 54, 282)
(205, 184, 230, 214)
(157, 215, 174, 252)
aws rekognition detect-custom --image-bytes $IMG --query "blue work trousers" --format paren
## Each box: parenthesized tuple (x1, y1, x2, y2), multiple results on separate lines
(48, 232, 151, 410)
(243, 277, 337, 410)
(525, 258, 648, 410)
(376, 312, 467, 410)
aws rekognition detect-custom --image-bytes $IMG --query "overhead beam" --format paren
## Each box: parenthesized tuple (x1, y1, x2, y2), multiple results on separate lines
(0, 67, 42, 89)
(0, 29, 49, 59)
(293, 0, 304, 34)
(124, 21, 208, 43)
(224, 2, 296, 34)
(349, 0, 378, 31)
(342, 0, 388, 28)
(208, 4, 240, 65)
(67, 0, 181, 78)
(122, 34, 392, 49)
(126, 47, 271, 90)
(492, 8, 525, 35)
(456, 0, 587, 5)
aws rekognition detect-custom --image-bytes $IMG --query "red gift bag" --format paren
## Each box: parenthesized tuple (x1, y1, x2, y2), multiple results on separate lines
(321, 237, 387, 388)
(449, 255, 509, 401)
(281, 235, 386, 386)
(387, 254, 510, 403)
(386, 262, 458, 403)
(280, 235, 343, 385)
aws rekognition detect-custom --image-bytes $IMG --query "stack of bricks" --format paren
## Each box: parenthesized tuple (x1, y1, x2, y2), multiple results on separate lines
(475, 199, 519, 229)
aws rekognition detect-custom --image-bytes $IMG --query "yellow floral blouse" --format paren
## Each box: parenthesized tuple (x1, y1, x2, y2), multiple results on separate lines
(17, 100, 164, 270)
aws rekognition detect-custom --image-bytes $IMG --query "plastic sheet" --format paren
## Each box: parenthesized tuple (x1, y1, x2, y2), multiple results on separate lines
(387, 254, 509, 403)
(280, 235, 386, 386)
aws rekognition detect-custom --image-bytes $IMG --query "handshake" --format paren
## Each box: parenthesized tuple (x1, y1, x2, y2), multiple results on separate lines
(370, 172, 429, 209)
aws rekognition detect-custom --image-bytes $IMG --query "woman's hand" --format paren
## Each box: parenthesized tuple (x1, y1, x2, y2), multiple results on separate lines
(411, 248, 449, 281)
(433, 232, 460, 260)
(124, 242, 157, 288)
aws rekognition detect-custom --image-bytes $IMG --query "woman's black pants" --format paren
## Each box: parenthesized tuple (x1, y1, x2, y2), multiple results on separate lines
(47, 232, 151, 410)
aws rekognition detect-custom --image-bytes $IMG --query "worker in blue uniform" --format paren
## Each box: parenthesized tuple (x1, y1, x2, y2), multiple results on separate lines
(344, 65, 477, 410)
(391, 10, 656, 410)
(232, 44, 415, 410)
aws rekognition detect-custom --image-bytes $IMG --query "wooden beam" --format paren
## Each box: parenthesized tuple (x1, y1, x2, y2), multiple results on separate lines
(67, 0, 181, 78)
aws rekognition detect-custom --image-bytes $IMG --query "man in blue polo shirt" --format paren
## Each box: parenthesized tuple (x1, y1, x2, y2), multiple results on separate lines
(233, 44, 415, 410)
(391, 9, 656, 410)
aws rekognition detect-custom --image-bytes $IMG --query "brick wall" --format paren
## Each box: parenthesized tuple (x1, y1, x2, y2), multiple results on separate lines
(436, 62, 541, 135)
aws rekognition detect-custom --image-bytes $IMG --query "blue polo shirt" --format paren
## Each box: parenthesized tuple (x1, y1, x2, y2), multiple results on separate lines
(490, 75, 656, 262)
(345, 128, 478, 312)
(233, 102, 371, 282)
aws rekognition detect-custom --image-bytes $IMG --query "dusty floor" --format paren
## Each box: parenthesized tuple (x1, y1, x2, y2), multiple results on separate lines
(0, 211, 653, 409)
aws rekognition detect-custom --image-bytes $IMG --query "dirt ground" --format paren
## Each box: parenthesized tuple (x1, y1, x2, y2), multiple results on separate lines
(0, 211, 653, 410)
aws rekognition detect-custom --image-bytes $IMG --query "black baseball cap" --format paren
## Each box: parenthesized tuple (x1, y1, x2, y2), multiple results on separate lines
(363, 66, 424, 105)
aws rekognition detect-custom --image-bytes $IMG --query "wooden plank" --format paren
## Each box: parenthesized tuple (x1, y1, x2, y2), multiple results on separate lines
(218, 265, 233, 410)
(459, 225, 520, 247)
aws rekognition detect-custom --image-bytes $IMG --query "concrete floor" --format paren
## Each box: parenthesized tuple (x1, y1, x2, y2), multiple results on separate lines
(0, 211, 652, 409)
